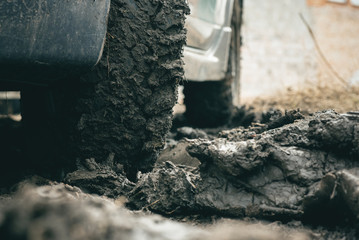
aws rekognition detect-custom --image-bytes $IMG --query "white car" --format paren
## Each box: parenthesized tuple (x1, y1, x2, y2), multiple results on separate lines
(183, 0, 242, 127)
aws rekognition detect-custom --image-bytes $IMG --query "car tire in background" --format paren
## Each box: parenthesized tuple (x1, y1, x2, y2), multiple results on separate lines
(184, 0, 243, 128)
(20, 0, 189, 181)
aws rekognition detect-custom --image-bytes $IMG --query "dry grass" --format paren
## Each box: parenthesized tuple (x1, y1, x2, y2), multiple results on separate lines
(250, 82, 359, 114)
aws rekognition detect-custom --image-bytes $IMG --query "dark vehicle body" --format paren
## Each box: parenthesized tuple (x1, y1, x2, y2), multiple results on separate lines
(0, 0, 110, 87)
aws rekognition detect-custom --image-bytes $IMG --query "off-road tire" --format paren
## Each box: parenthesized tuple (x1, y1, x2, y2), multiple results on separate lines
(183, 78, 233, 127)
(21, 0, 189, 180)
(184, 0, 242, 128)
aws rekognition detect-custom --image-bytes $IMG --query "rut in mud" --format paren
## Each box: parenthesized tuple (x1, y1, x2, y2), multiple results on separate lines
(2, 110, 359, 239)
(63, 110, 359, 228)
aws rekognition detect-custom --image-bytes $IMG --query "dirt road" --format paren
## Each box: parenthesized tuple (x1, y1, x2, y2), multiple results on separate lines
(1, 109, 359, 239)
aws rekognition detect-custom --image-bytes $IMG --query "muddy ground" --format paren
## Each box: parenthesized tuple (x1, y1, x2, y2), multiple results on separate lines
(249, 83, 359, 115)
(1, 108, 359, 239)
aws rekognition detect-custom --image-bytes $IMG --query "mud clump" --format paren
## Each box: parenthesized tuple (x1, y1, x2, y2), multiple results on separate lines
(127, 110, 359, 228)
(261, 109, 304, 130)
(64, 158, 135, 198)
(0, 183, 204, 240)
(0, 183, 314, 240)
(0, 182, 355, 240)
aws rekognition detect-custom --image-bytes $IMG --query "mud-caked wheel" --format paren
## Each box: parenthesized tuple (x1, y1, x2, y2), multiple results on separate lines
(184, 0, 242, 128)
(21, 0, 189, 180)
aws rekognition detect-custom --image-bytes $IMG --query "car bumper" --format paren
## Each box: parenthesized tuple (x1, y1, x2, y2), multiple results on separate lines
(183, 27, 231, 81)
(183, 0, 233, 81)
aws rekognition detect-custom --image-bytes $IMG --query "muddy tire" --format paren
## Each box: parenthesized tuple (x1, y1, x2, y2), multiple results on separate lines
(184, 0, 242, 128)
(21, 0, 189, 180)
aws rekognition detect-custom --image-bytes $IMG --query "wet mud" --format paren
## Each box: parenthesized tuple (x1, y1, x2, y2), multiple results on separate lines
(0, 183, 317, 240)
(128, 111, 359, 225)
(1, 110, 359, 239)
(62, 0, 189, 179)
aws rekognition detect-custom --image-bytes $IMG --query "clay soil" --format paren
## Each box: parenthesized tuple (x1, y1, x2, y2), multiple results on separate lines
(1, 107, 359, 239)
